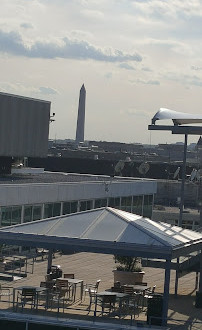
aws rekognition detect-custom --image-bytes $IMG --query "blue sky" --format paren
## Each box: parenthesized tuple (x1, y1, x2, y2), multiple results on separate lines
(1, 0, 202, 144)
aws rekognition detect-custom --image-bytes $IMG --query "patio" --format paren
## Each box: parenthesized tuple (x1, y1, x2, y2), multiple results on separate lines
(0, 207, 202, 329)
(0, 251, 202, 329)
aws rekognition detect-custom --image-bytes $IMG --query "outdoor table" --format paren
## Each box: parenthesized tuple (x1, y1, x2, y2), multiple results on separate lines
(13, 286, 47, 310)
(94, 291, 129, 317)
(123, 284, 151, 292)
(57, 278, 84, 301)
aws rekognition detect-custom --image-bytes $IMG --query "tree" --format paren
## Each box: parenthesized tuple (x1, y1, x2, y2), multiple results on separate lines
(114, 255, 142, 272)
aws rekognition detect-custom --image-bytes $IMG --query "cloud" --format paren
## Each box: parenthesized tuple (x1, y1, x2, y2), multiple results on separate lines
(126, 108, 149, 118)
(0, 29, 142, 63)
(39, 86, 58, 95)
(105, 72, 112, 79)
(132, 78, 160, 85)
(0, 82, 57, 96)
(119, 62, 135, 70)
(191, 65, 202, 71)
(142, 67, 152, 72)
(20, 23, 33, 29)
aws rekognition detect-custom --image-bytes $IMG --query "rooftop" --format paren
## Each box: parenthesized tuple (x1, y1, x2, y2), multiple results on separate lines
(0, 251, 201, 329)
(0, 170, 152, 185)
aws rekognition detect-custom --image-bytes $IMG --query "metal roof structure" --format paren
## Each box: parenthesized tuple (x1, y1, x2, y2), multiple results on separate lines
(0, 207, 201, 260)
(152, 108, 202, 125)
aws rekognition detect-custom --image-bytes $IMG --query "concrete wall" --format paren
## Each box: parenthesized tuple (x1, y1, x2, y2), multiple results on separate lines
(0, 179, 157, 207)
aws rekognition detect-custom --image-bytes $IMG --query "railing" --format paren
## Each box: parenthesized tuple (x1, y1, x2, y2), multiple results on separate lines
(148, 315, 202, 329)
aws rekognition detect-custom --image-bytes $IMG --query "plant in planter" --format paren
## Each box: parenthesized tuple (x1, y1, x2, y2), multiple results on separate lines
(114, 255, 142, 272)
(113, 255, 145, 285)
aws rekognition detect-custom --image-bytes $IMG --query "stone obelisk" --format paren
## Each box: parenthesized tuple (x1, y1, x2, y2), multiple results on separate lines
(75, 84, 86, 144)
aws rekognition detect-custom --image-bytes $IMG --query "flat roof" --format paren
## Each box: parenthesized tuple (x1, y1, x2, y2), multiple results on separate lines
(0, 171, 154, 185)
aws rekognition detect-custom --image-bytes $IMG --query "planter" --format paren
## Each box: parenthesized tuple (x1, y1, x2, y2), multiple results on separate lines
(113, 270, 145, 286)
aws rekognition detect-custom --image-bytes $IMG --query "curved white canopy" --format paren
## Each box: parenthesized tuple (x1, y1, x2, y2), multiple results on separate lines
(152, 108, 202, 125)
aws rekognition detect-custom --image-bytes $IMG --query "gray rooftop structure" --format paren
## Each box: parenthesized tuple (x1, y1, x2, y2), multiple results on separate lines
(0, 207, 201, 259)
(0, 92, 50, 157)
(0, 171, 150, 185)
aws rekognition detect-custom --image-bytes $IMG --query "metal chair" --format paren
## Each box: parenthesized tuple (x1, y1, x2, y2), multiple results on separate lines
(16, 288, 37, 311)
(123, 285, 135, 296)
(84, 279, 101, 300)
(121, 293, 142, 324)
(142, 285, 156, 309)
(135, 282, 148, 286)
(56, 278, 71, 300)
(96, 294, 116, 316)
(87, 287, 97, 312)
(0, 284, 12, 304)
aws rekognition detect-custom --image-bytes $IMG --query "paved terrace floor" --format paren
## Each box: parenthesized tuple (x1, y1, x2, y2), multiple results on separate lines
(0, 251, 202, 329)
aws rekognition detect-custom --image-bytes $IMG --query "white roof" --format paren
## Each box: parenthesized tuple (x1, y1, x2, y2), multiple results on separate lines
(152, 108, 202, 125)
(0, 207, 201, 259)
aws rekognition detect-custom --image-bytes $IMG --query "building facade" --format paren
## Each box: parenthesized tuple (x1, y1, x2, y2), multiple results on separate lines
(0, 169, 156, 228)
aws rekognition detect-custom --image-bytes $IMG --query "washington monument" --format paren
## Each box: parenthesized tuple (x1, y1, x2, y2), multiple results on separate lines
(75, 84, 86, 144)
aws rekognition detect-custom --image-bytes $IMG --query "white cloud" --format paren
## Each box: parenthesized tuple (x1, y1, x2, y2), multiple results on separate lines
(0, 29, 142, 63)
(39, 86, 58, 95)
(119, 63, 135, 70)
(20, 23, 34, 29)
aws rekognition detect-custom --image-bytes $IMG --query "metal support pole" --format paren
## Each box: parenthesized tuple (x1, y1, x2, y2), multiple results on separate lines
(174, 258, 179, 297)
(195, 272, 199, 290)
(199, 250, 202, 293)
(179, 134, 188, 227)
(47, 249, 53, 274)
(162, 258, 171, 326)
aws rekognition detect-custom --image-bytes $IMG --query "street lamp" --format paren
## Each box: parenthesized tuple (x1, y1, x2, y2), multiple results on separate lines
(148, 108, 202, 227)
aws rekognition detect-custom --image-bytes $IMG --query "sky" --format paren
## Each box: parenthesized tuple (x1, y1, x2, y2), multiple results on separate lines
(1, 0, 202, 145)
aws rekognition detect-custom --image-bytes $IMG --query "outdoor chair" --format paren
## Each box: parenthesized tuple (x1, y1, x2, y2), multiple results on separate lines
(86, 287, 97, 312)
(96, 294, 116, 316)
(123, 285, 135, 296)
(121, 293, 142, 324)
(0, 284, 12, 304)
(135, 282, 148, 286)
(16, 288, 37, 311)
(49, 285, 72, 314)
(83, 279, 101, 300)
(111, 286, 123, 293)
(142, 285, 156, 309)
(56, 278, 71, 299)
(64, 273, 74, 279)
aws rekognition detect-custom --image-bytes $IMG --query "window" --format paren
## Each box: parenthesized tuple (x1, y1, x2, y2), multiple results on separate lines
(63, 201, 78, 215)
(33, 205, 42, 221)
(94, 199, 107, 208)
(80, 200, 92, 212)
(44, 203, 61, 218)
(24, 206, 32, 223)
(11, 206, 21, 225)
(53, 203, 61, 217)
(1, 206, 22, 227)
(143, 195, 153, 218)
(1, 207, 12, 227)
(108, 197, 120, 208)
(120, 196, 132, 212)
(132, 196, 143, 216)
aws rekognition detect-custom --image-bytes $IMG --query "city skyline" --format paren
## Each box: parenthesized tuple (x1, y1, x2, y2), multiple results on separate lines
(1, 1, 202, 145)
